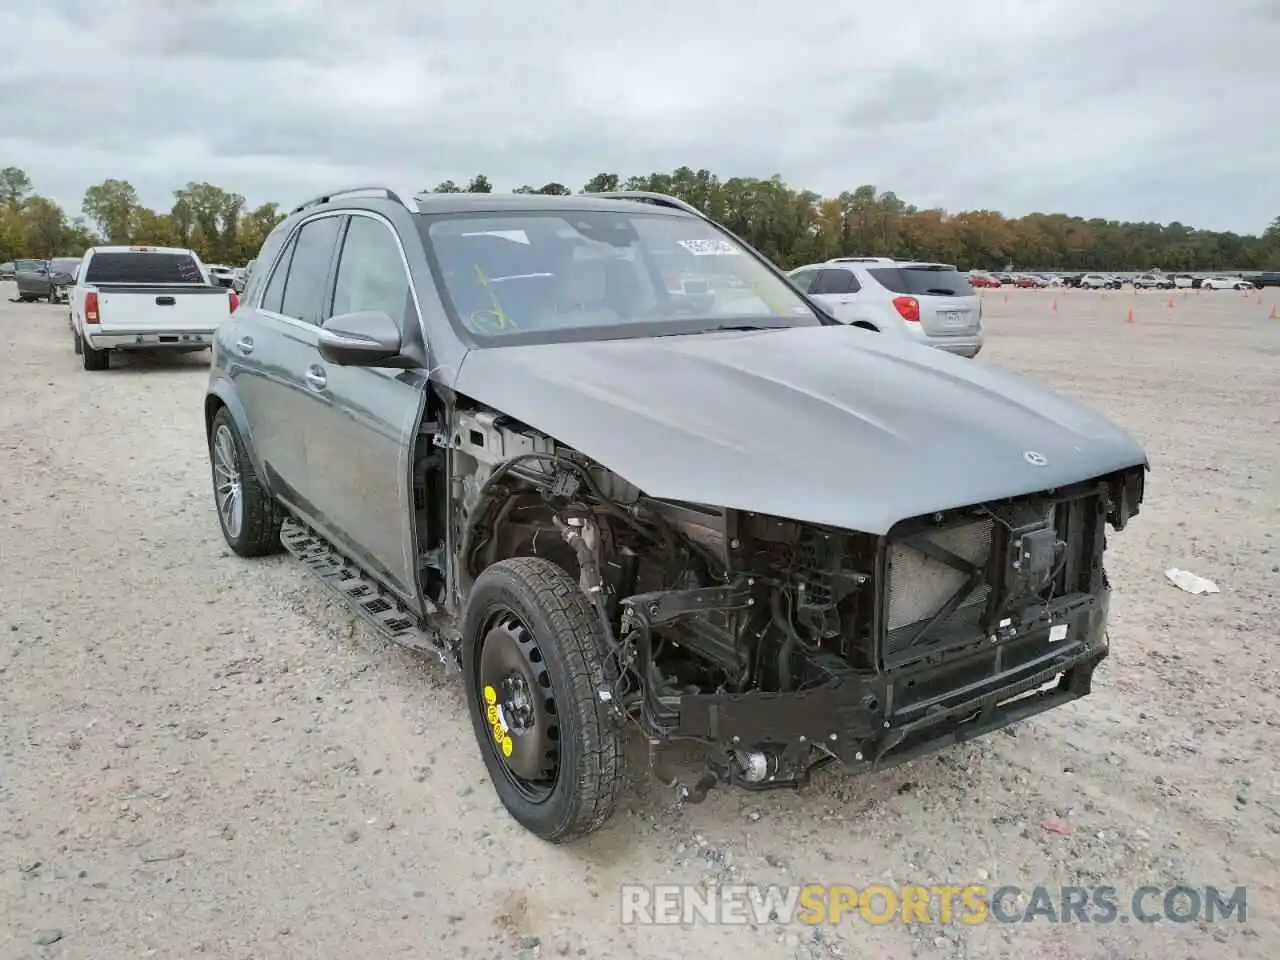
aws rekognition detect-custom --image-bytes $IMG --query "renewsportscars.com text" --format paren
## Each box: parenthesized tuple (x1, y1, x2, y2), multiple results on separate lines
(619, 884, 1248, 926)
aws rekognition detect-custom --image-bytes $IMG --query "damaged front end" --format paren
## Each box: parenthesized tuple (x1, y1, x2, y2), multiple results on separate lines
(445, 406, 1146, 803)
(611, 466, 1146, 800)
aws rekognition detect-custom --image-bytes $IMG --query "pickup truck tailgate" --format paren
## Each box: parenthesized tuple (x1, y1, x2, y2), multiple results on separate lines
(95, 285, 232, 332)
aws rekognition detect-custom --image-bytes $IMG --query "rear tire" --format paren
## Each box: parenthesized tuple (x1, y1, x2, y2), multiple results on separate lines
(209, 407, 283, 557)
(462, 557, 624, 843)
(81, 337, 109, 370)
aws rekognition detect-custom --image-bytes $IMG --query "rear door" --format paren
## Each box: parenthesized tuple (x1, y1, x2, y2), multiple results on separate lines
(808, 268, 877, 325)
(232, 215, 344, 514)
(299, 212, 428, 608)
(865, 264, 979, 337)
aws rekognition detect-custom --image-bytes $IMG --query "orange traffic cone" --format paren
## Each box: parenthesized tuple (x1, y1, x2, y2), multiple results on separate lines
(1271, 304, 1277, 320)
(1167, 297, 1174, 307)
(1052, 298, 1058, 311)
(1125, 306, 1134, 323)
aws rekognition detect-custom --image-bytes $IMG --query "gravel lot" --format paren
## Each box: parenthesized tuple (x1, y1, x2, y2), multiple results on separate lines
(1, 284, 1277, 960)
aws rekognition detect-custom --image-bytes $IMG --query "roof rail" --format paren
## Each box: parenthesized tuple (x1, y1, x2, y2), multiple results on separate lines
(290, 186, 419, 215)
(826, 256, 896, 264)
(586, 191, 706, 219)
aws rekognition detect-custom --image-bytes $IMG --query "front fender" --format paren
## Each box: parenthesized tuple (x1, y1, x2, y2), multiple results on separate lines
(204, 380, 273, 497)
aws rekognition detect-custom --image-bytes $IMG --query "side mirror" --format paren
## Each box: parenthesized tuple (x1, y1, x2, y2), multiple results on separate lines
(317, 310, 407, 367)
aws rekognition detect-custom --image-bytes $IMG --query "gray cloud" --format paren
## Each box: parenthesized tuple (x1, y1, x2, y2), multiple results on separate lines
(0, 0, 1275, 232)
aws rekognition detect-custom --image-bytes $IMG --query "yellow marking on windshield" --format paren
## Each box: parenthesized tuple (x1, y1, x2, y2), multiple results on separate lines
(469, 264, 518, 333)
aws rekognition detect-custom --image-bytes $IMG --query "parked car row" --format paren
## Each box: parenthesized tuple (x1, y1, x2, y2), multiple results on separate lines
(966, 270, 1266, 291)
(205, 263, 252, 289)
(3, 258, 253, 295)
(4, 257, 83, 302)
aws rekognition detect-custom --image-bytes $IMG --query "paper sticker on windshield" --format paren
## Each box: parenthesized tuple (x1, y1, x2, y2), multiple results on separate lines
(677, 239, 741, 257)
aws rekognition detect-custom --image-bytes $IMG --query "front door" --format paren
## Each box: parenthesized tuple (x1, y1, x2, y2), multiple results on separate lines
(299, 212, 428, 609)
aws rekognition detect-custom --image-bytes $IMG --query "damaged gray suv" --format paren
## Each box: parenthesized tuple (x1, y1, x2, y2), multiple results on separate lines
(205, 187, 1149, 842)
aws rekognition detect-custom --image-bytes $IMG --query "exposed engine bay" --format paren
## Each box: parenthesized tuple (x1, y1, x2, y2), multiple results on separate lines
(414, 399, 1147, 800)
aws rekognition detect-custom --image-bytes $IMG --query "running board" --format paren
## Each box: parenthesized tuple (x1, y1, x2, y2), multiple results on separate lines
(280, 516, 450, 665)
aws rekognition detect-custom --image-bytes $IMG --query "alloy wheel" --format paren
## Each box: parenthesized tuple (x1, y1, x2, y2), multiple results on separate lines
(212, 424, 244, 540)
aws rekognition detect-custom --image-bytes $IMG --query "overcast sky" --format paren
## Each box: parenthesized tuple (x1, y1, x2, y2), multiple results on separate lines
(2, 0, 1276, 234)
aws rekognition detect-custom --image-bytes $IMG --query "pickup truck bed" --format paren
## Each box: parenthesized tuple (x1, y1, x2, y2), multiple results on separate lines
(83, 284, 233, 346)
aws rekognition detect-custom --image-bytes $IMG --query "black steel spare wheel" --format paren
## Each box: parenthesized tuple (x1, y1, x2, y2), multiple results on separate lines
(462, 557, 624, 843)
(479, 613, 559, 791)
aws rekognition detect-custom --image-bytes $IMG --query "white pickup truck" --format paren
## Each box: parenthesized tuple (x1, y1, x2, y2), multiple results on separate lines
(69, 245, 239, 371)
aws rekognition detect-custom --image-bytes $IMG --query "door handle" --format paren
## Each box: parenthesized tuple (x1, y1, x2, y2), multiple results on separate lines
(235, 337, 254, 355)
(838, 298, 854, 304)
(305, 366, 327, 391)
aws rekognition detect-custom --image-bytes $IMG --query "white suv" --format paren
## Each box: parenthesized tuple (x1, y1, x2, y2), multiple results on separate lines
(788, 257, 983, 358)
(1080, 273, 1121, 289)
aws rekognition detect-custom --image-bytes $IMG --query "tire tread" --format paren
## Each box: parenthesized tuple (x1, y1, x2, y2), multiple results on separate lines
(464, 557, 625, 842)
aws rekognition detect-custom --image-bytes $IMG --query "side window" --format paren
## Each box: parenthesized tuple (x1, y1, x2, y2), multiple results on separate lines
(279, 216, 344, 325)
(329, 216, 414, 328)
(788, 268, 820, 293)
(260, 237, 296, 314)
(812, 269, 861, 295)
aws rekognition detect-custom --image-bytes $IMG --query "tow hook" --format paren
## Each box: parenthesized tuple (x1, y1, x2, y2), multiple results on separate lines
(648, 738, 721, 804)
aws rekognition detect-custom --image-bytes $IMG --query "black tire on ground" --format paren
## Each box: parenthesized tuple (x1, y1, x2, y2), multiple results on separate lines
(209, 406, 283, 557)
(462, 557, 625, 843)
(81, 335, 109, 370)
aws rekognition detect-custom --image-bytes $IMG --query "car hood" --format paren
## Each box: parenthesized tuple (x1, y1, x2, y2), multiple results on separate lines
(452, 325, 1148, 535)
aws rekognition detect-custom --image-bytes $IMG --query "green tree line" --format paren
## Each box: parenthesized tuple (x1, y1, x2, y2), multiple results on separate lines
(3, 164, 1277, 272)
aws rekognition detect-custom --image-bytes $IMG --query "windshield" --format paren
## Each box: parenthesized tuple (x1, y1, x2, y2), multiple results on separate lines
(421, 210, 818, 343)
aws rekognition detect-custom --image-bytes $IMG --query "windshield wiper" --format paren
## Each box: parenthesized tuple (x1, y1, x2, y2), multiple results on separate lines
(684, 320, 795, 334)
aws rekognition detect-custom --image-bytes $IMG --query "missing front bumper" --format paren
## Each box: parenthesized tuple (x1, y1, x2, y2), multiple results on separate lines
(672, 610, 1108, 773)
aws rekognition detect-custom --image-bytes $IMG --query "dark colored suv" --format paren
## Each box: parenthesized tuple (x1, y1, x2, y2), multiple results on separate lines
(205, 187, 1148, 843)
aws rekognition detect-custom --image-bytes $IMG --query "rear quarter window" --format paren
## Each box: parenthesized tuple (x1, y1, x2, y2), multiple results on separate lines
(868, 266, 973, 297)
(85, 252, 204, 284)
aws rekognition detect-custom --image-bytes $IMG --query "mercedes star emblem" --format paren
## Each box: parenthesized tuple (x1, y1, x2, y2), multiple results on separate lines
(1024, 450, 1048, 466)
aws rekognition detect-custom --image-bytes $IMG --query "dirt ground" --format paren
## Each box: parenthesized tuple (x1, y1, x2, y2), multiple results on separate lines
(1, 284, 1277, 960)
